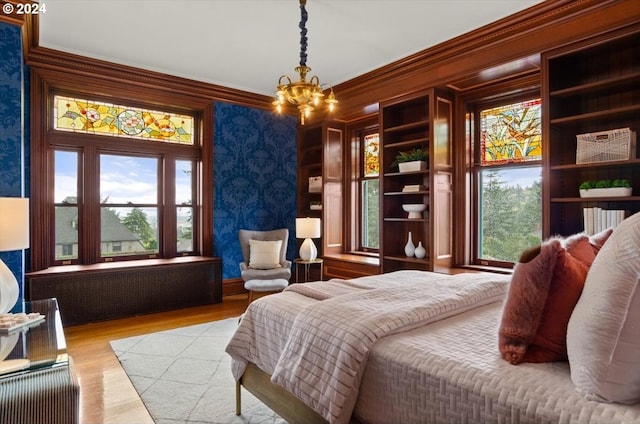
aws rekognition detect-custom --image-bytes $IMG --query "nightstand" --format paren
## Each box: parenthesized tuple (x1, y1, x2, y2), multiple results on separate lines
(294, 258, 323, 283)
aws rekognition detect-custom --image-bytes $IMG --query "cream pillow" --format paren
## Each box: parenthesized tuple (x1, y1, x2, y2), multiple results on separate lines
(248, 239, 282, 270)
(566, 211, 640, 404)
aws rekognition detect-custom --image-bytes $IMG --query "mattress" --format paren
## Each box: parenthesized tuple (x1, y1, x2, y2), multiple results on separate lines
(355, 303, 640, 424)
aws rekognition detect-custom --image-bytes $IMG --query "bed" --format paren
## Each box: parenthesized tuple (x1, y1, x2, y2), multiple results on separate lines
(225, 215, 640, 424)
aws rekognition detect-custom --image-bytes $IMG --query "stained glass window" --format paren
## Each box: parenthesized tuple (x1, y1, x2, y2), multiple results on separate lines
(364, 133, 379, 177)
(480, 98, 541, 165)
(53, 95, 195, 144)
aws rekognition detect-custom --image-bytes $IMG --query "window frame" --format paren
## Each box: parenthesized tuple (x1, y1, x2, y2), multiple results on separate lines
(466, 89, 542, 269)
(346, 117, 380, 256)
(46, 91, 203, 266)
(358, 131, 380, 253)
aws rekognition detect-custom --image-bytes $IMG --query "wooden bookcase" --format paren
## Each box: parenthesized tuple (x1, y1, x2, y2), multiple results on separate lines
(542, 24, 640, 237)
(380, 89, 453, 273)
(297, 121, 345, 280)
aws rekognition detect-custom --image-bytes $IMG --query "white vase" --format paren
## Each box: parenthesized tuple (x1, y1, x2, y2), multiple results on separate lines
(414, 241, 426, 259)
(404, 231, 415, 257)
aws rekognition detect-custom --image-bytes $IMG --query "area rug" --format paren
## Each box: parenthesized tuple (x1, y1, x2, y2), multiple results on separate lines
(110, 317, 286, 424)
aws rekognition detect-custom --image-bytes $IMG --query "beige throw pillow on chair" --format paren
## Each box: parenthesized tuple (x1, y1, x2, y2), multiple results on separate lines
(248, 239, 282, 270)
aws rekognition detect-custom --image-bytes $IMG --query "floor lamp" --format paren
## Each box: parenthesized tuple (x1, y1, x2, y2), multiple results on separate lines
(0, 197, 30, 314)
(296, 217, 321, 261)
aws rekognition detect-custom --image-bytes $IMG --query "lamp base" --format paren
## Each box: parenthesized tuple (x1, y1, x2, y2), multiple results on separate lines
(0, 259, 19, 314)
(299, 238, 318, 261)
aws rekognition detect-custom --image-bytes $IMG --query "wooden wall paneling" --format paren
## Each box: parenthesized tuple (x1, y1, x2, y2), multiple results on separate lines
(431, 94, 454, 271)
(323, 125, 344, 256)
(433, 172, 453, 271)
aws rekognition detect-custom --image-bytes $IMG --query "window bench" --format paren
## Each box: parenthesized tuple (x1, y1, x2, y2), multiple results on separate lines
(26, 256, 222, 326)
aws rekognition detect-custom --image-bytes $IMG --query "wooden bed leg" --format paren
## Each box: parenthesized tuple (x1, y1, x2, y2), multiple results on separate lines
(235, 380, 241, 415)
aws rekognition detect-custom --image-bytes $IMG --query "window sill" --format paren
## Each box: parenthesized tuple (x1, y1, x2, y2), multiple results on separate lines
(323, 253, 380, 266)
(457, 264, 513, 275)
(27, 256, 220, 276)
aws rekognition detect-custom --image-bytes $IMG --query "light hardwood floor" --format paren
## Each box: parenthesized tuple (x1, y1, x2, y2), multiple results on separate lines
(64, 294, 249, 424)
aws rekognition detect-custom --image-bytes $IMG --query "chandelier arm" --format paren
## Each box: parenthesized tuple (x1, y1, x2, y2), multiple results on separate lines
(278, 75, 293, 85)
(299, 0, 308, 67)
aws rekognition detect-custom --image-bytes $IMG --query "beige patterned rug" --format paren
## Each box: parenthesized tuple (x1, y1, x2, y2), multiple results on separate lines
(110, 317, 286, 424)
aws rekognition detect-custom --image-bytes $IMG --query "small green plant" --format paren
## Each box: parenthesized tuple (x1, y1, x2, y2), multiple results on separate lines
(580, 179, 630, 190)
(612, 179, 631, 188)
(391, 148, 428, 168)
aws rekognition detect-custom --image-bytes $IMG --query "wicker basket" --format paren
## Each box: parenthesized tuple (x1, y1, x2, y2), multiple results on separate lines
(576, 127, 634, 164)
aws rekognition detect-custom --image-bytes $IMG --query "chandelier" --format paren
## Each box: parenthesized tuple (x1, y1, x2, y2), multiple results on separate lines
(273, 0, 337, 125)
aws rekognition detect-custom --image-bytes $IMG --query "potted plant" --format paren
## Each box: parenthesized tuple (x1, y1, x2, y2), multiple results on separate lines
(579, 179, 632, 198)
(392, 148, 428, 173)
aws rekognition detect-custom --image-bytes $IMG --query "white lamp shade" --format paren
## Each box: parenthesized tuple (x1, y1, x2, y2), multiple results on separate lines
(0, 198, 30, 252)
(296, 217, 321, 239)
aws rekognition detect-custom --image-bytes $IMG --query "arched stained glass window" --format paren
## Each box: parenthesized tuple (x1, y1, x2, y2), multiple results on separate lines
(53, 95, 195, 144)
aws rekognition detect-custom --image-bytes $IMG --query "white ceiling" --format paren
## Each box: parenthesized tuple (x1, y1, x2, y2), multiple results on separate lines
(38, 0, 544, 97)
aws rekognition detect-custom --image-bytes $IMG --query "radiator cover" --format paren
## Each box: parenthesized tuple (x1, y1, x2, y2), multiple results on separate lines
(26, 257, 222, 326)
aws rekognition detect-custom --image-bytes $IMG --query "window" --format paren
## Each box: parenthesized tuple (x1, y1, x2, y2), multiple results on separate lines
(100, 154, 159, 259)
(53, 95, 194, 144)
(361, 133, 380, 251)
(471, 97, 542, 266)
(51, 94, 200, 265)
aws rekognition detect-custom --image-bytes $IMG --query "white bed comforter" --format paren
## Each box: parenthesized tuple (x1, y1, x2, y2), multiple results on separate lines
(226, 270, 511, 424)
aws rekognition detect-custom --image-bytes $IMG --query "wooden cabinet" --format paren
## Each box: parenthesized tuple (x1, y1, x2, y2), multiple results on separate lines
(297, 121, 345, 279)
(380, 89, 453, 273)
(542, 24, 640, 237)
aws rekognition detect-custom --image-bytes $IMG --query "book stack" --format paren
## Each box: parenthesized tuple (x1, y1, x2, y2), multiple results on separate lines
(583, 207, 627, 235)
(402, 184, 425, 192)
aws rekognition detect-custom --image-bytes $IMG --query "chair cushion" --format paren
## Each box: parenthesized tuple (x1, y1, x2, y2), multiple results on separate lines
(244, 279, 289, 292)
(248, 239, 282, 269)
(241, 266, 291, 282)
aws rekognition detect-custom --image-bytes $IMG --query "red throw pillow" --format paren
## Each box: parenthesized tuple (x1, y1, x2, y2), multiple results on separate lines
(563, 234, 596, 265)
(522, 247, 589, 362)
(499, 240, 559, 364)
(499, 237, 591, 364)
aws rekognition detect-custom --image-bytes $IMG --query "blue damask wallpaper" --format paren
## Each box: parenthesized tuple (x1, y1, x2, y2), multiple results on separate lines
(0, 21, 27, 312)
(213, 102, 298, 279)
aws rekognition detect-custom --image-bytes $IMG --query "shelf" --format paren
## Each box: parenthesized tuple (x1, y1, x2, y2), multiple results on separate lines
(384, 218, 428, 222)
(549, 73, 640, 97)
(384, 191, 429, 196)
(383, 137, 429, 149)
(549, 104, 640, 125)
(384, 170, 429, 177)
(550, 159, 640, 171)
(551, 196, 640, 203)
(383, 120, 429, 133)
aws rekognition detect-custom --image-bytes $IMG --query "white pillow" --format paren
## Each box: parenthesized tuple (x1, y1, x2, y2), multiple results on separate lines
(567, 211, 640, 404)
(248, 239, 282, 270)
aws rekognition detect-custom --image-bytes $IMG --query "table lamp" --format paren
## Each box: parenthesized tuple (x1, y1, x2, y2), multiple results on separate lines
(0, 198, 30, 314)
(296, 217, 321, 261)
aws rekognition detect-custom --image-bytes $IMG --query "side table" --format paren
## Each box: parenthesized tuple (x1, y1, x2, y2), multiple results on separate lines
(294, 258, 324, 283)
(0, 298, 79, 424)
